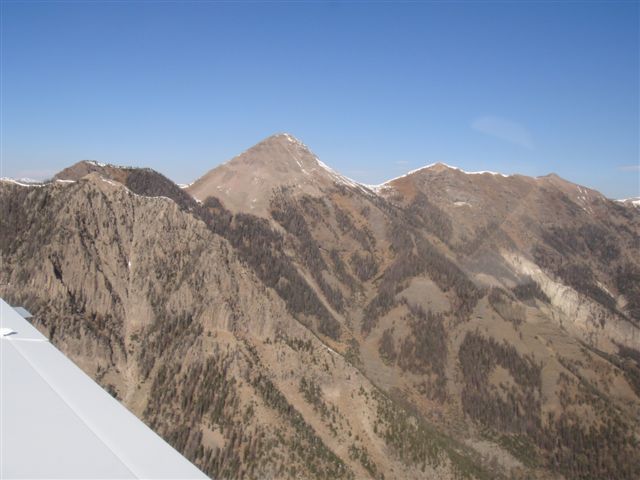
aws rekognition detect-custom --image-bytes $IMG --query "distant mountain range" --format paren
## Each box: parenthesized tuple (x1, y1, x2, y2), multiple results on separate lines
(617, 197, 640, 208)
(2, 133, 639, 479)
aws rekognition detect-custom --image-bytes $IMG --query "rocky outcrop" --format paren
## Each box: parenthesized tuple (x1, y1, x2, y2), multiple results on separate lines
(2, 135, 639, 480)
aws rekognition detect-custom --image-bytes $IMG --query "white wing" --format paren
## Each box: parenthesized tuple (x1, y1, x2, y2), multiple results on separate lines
(0, 298, 208, 479)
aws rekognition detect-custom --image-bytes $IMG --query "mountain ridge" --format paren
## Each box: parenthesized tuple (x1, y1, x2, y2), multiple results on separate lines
(3, 133, 632, 207)
(2, 134, 639, 480)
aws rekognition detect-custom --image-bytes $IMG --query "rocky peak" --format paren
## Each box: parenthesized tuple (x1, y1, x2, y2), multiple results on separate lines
(422, 162, 456, 173)
(52, 160, 153, 186)
(54, 160, 112, 181)
(186, 133, 365, 216)
(223, 133, 321, 174)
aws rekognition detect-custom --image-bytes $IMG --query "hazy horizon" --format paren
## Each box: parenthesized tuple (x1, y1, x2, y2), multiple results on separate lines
(2, 1, 638, 199)
(6, 131, 640, 202)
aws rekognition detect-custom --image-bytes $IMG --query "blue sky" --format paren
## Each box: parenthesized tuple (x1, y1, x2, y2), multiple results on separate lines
(2, 1, 638, 198)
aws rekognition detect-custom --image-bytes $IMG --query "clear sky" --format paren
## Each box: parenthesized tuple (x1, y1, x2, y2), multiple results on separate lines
(2, 1, 638, 198)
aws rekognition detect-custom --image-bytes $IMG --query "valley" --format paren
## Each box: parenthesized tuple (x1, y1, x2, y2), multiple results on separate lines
(1, 133, 639, 479)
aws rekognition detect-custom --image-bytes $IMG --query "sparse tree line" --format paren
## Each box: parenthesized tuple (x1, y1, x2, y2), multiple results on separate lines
(488, 287, 527, 328)
(270, 192, 346, 315)
(534, 220, 640, 323)
(91, 171, 344, 340)
(458, 330, 640, 479)
(3, 167, 640, 480)
(405, 192, 453, 244)
(362, 223, 482, 334)
(458, 330, 542, 435)
(377, 304, 449, 400)
(372, 390, 493, 479)
(511, 279, 549, 304)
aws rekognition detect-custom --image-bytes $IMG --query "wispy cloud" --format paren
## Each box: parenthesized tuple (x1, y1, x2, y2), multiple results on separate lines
(617, 164, 640, 172)
(471, 115, 534, 149)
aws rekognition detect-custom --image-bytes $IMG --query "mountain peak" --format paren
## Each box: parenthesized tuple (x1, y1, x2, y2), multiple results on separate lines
(247, 132, 312, 155)
(222, 133, 318, 172)
(54, 160, 112, 181)
(375, 162, 510, 192)
(425, 162, 455, 173)
(262, 132, 304, 145)
(186, 134, 366, 216)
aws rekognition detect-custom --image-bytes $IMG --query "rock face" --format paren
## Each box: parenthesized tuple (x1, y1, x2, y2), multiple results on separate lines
(1, 135, 639, 480)
(376, 163, 640, 348)
(187, 133, 370, 216)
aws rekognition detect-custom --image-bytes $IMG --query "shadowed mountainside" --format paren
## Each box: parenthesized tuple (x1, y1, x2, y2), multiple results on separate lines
(2, 133, 639, 479)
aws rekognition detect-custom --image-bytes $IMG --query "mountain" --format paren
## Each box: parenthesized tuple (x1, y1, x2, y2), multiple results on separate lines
(375, 162, 640, 346)
(187, 133, 370, 216)
(618, 197, 640, 208)
(1, 135, 639, 480)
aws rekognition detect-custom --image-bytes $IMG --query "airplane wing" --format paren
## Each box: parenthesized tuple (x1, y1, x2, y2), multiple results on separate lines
(0, 298, 208, 479)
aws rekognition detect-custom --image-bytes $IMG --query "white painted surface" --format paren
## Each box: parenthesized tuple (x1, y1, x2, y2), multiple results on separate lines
(0, 299, 208, 479)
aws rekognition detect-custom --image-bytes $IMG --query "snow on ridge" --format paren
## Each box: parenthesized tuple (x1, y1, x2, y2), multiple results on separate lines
(96, 175, 176, 204)
(376, 164, 435, 186)
(617, 197, 640, 207)
(373, 162, 510, 189)
(423, 163, 510, 177)
(85, 160, 107, 167)
(0, 177, 45, 187)
(99, 177, 119, 187)
(314, 156, 376, 195)
(466, 170, 509, 177)
(279, 139, 510, 189)
(82, 160, 143, 171)
(2, 177, 76, 187)
(281, 133, 301, 145)
(275, 133, 377, 194)
(226, 134, 512, 197)
(363, 183, 386, 193)
(18, 177, 45, 183)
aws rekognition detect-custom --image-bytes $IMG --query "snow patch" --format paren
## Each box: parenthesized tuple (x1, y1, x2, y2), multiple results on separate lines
(617, 197, 640, 207)
(99, 177, 119, 187)
(467, 170, 509, 177)
(314, 157, 376, 195)
(0, 177, 45, 187)
(282, 133, 300, 145)
(324, 345, 337, 355)
(375, 162, 510, 189)
(86, 160, 107, 167)
(84, 160, 143, 171)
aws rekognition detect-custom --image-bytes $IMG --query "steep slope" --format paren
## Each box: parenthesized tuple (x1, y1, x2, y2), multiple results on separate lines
(376, 163, 640, 348)
(0, 170, 498, 480)
(618, 196, 640, 208)
(363, 163, 640, 479)
(2, 137, 639, 480)
(184, 138, 640, 479)
(187, 133, 368, 216)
